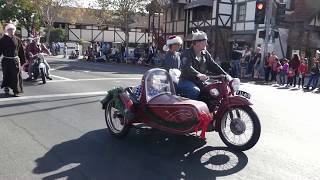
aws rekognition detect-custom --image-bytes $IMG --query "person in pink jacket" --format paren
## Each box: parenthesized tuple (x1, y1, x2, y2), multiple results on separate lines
(279, 58, 289, 85)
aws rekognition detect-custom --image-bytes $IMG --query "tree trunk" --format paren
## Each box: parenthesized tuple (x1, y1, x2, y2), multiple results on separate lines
(46, 24, 52, 44)
(125, 15, 129, 62)
(27, 28, 32, 37)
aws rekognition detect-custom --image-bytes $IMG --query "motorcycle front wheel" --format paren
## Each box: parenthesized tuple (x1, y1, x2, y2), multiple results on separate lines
(105, 99, 130, 138)
(40, 69, 46, 84)
(218, 106, 261, 151)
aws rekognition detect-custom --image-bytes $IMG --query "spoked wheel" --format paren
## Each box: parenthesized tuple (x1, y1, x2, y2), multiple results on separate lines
(219, 106, 261, 151)
(105, 99, 130, 138)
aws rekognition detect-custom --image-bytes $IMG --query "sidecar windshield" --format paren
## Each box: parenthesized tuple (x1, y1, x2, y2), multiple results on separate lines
(145, 69, 175, 102)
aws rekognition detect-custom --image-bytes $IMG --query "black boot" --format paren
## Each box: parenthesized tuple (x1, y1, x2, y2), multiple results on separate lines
(4, 87, 9, 95)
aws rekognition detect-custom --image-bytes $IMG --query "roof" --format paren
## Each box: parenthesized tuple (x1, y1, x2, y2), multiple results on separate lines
(52, 6, 159, 29)
(53, 7, 99, 25)
(185, 0, 213, 9)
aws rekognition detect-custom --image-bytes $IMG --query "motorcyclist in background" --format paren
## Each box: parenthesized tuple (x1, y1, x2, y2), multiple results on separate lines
(25, 36, 52, 81)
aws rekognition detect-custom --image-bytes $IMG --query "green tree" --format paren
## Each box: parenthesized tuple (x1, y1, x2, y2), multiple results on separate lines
(45, 27, 66, 43)
(0, 22, 4, 36)
(0, 0, 41, 37)
(33, 0, 71, 43)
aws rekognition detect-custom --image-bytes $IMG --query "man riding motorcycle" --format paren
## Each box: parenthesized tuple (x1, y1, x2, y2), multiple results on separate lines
(178, 30, 231, 100)
(25, 36, 52, 81)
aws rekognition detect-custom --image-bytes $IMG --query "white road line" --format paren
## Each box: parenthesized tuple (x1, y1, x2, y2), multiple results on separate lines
(48, 77, 141, 83)
(50, 75, 73, 81)
(0, 91, 107, 102)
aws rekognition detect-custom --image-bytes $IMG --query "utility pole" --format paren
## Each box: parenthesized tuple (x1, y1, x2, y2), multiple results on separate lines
(264, 0, 273, 59)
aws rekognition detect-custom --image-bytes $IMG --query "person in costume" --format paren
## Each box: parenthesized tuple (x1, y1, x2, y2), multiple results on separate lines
(0, 23, 26, 96)
(178, 30, 230, 100)
(162, 35, 183, 71)
(25, 36, 52, 81)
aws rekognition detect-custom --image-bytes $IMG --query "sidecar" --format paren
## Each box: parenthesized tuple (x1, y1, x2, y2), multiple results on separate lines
(101, 68, 212, 139)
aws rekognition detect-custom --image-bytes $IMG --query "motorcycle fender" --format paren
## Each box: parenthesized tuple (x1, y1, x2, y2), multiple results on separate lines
(101, 94, 112, 109)
(38, 63, 46, 69)
(213, 96, 252, 131)
(221, 96, 252, 107)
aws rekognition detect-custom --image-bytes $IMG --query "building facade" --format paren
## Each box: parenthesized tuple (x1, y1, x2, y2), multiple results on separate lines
(164, 0, 233, 60)
(163, 0, 320, 60)
(20, 7, 161, 46)
(232, 0, 320, 59)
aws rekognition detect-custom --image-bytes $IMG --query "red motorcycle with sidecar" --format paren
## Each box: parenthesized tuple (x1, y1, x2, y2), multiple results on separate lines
(101, 68, 260, 151)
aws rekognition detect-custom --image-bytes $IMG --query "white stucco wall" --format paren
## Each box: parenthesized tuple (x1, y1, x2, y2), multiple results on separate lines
(233, 0, 256, 31)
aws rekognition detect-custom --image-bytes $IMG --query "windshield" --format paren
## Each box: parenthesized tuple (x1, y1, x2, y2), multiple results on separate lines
(145, 69, 175, 102)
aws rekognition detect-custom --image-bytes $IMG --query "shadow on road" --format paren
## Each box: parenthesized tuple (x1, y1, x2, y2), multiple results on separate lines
(33, 129, 248, 180)
(0, 95, 102, 108)
(0, 100, 97, 118)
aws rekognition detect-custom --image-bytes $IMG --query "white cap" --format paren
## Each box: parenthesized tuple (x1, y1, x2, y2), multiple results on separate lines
(316, 50, 320, 54)
(163, 35, 183, 51)
(5, 23, 16, 32)
(192, 29, 207, 41)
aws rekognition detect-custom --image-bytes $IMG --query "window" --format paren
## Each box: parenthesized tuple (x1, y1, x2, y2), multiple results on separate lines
(145, 70, 174, 102)
(75, 25, 83, 29)
(166, 9, 171, 22)
(192, 6, 212, 21)
(237, 3, 246, 22)
(178, 6, 185, 20)
(284, 0, 295, 11)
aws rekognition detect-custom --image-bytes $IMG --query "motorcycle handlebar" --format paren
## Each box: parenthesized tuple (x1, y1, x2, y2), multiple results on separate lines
(207, 75, 227, 80)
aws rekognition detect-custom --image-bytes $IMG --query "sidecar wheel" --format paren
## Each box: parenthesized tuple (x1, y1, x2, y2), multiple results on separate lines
(105, 100, 130, 138)
(218, 106, 261, 151)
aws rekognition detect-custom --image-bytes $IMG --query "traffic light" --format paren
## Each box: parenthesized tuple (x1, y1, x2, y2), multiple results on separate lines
(255, 0, 266, 24)
(259, 30, 266, 39)
(276, 2, 286, 25)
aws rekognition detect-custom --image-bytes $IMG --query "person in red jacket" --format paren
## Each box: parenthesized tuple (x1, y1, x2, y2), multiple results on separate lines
(298, 58, 308, 88)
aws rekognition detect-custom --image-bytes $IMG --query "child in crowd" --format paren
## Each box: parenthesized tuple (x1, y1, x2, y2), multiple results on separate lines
(279, 58, 289, 85)
(298, 58, 308, 88)
(287, 67, 295, 86)
(271, 58, 282, 83)
(305, 59, 320, 90)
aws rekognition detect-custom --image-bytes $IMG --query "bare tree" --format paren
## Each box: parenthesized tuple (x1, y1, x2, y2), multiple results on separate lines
(96, 0, 149, 51)
(33, 0, 72, 43)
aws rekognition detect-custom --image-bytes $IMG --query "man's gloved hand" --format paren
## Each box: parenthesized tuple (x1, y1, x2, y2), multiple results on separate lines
(197, 73, 208, 81)
(226, 74, 233, 82)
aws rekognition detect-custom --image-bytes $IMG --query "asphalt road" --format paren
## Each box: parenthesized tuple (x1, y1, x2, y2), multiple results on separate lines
(0, 57, 319, 180)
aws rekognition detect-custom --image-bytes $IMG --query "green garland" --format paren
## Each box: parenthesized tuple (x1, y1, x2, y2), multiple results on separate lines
(101, 87, 134, 120)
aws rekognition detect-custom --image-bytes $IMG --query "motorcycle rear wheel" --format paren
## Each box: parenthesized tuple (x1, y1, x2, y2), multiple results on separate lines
(218, 106, 261, 151)
(105, 99, 130, 138)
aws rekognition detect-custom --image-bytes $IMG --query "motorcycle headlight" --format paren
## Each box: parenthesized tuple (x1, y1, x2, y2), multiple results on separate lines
(231, 78, 241, 91)
(209, 88, 220, 97)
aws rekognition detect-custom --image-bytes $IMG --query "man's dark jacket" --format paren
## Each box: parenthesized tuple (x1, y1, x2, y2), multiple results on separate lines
(180, 48, 226, 85)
